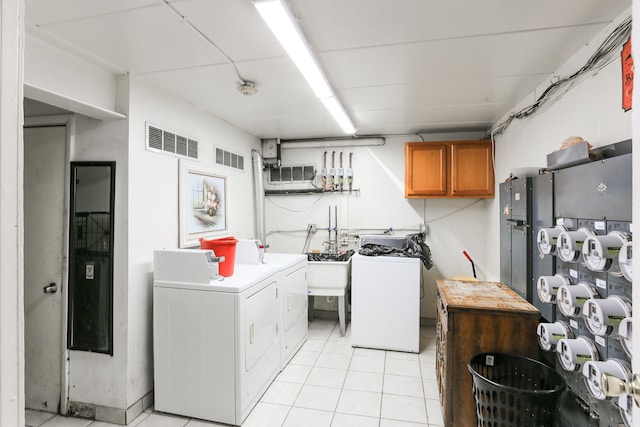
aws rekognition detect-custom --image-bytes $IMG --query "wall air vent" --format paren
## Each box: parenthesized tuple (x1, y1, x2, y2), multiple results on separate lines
(145, 123, 198, 159)
(215, 147, 244, 171)
(269, 165, 316, 183)
(176, 135, 187, 156)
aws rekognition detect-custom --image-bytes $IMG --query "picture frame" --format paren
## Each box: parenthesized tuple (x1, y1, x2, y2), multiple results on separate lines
(179, 160, 229, 248)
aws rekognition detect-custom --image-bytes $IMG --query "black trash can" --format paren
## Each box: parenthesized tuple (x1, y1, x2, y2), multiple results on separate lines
(468, 352, 566, 427)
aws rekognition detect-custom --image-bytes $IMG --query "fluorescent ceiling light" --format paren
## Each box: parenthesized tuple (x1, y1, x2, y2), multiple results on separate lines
(280, 137, 385, 149)
(254, 0, 356, 134)
(321, 96, 356, 134)
(254, 0, 331, 98)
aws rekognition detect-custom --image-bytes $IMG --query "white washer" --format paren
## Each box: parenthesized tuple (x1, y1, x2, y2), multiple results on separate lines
(350, 252, 421, 352)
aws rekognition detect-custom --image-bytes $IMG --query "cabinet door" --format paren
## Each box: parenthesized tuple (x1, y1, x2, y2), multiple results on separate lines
(451, 142, 494, 197)
(405, 142, 448, 197)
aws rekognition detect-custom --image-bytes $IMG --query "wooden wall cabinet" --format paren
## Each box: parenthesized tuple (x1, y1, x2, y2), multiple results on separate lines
(435, 279, 540, 427)
(405, 140, 494, 198)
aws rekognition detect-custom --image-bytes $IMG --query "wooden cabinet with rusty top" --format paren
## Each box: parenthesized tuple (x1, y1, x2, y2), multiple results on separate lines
(435, 279, 540, 427)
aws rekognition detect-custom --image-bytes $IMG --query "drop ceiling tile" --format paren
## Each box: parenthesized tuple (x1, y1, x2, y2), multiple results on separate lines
(321, 24, 611, 90)
(26, 0, 160, 26)
(31, 4, 226, 74)
(141, 56, 318, 116)
(339, 74, 546, 111)
(167, 0, 289, 61)
(290, 0, 627, 51)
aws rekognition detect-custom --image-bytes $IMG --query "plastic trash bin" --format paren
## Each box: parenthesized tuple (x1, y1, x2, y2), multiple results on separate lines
(468, 352, 565, 427)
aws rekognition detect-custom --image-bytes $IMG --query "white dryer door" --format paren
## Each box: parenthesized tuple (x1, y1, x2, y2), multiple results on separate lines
(283, 264, 307, 331)
(245, 281, 279, 370)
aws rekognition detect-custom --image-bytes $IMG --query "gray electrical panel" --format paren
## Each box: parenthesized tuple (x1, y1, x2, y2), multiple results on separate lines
(500, 142, 633, 427)
(502, 144, 633, 427)
(550, 152, 632, 427)
(554, 154, 632, 220)
(499, 173, 553, 303)
(529, 173, 555, 321)
(499, 181, 512, 287)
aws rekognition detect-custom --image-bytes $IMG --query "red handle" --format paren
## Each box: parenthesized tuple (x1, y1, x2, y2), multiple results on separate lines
(463, 250, 472, 261)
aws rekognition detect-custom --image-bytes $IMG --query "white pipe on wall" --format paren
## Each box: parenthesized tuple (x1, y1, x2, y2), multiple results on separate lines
(251, 149, 267, 247)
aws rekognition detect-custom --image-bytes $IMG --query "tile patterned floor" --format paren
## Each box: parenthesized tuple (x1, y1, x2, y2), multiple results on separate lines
(26, 319, 444, 427)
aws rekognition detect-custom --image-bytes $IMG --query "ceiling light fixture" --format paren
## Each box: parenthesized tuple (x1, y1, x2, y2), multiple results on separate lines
(280, 137, 385, 149)
(254, 0, 356, 134)
(321, 96, 356, 134)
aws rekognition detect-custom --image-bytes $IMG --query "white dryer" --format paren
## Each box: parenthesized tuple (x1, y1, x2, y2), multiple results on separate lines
(350, 252, 421, 353)
(153, 249, 307, 425)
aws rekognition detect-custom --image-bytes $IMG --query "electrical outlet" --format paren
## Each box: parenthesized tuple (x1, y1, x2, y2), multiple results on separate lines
(308, 224, 317, 233)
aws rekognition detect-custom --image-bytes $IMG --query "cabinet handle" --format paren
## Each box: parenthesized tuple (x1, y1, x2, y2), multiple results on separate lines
(250, 322, 255, 344)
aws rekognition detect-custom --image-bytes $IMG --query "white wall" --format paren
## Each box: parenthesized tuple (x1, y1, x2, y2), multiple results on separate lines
(265, 131, 488, 319)
(125, 75, 261, 408)
(24, 34, 120, 115)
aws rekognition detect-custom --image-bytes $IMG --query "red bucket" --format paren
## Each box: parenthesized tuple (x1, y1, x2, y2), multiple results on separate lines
(200, 236, 238, 277)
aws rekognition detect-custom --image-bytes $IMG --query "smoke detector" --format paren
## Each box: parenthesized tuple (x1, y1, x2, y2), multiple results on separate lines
(237, 81, 257, 96)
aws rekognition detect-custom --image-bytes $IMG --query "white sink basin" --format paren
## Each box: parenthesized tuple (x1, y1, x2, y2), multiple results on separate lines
(307, 255, 352, 296)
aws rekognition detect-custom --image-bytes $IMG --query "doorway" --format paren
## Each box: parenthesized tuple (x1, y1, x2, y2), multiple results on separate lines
(23, 124, 68, 413)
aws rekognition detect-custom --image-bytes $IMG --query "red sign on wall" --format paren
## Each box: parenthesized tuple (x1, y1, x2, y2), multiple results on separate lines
(621, 36, 633, 111)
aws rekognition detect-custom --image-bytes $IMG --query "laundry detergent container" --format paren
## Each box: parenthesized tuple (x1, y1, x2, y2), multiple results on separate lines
(200, 236, 238, 277)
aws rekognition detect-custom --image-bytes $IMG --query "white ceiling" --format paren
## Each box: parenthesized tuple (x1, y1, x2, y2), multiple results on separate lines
(24, 0, 631, 140)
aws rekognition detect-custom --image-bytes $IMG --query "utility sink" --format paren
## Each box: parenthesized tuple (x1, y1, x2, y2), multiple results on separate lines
(306, 250, 354, 337)
(306, 251, 354, 296)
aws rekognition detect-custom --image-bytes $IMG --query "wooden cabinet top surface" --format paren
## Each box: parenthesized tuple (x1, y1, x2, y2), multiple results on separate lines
(436, 279, 539, 314)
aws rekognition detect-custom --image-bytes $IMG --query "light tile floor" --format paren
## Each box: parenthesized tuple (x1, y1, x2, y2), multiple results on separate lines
(26, 319, 444, 427)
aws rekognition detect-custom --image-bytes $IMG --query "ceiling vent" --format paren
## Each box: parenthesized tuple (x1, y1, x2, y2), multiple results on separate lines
(146, 122, 198, 159)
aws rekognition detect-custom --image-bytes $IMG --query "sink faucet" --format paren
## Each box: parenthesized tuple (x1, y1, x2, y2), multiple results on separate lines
(323, 241, 337, 254)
